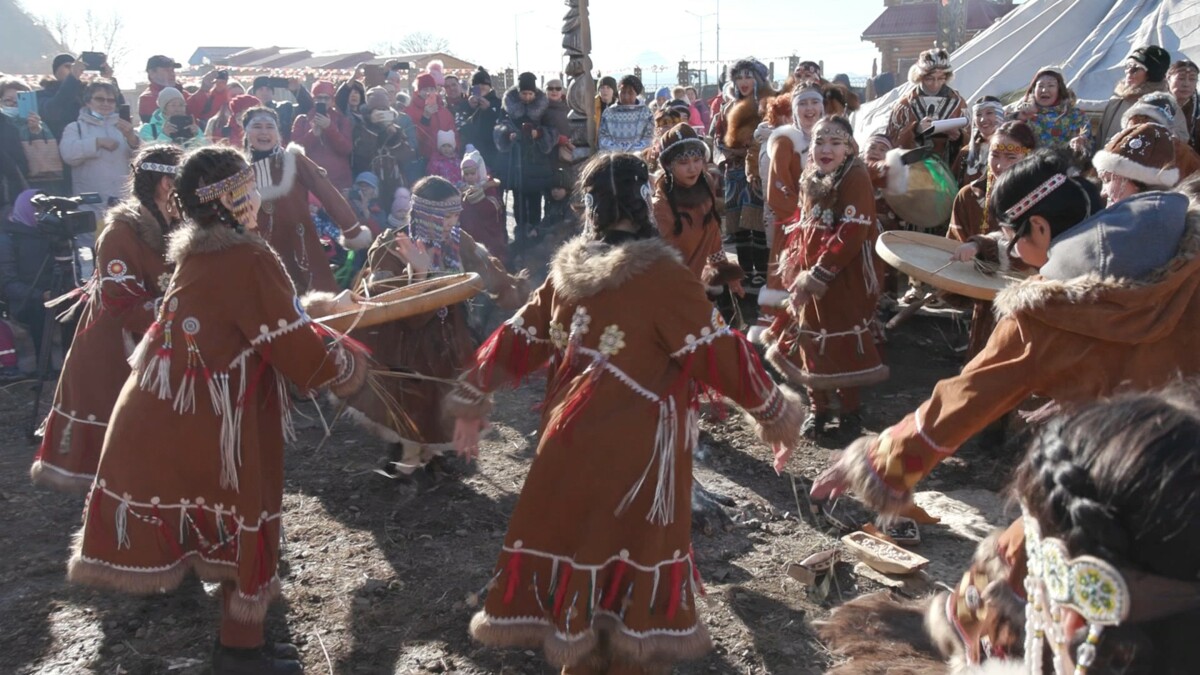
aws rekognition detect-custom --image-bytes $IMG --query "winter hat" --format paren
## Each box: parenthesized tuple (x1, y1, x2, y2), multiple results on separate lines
(354, 172, 380, 191)
(51, 54, 75, 73)
(655, 86, 671, 101)
(551, 167, 573, 191)
(312, 80, 336, 98)
(546, 78, 563, 90)
(1093, 123, 1178, 188)
(460, 144, 489, 185)
(10, 189, 38, 228)
(1128, 45, 1171, 83)
(427, 60, 446, 87)
(867, 133, 893, 151)
(658, 122, 711, 166)
(437, 129, 456, 148)
(415, 73, 437, 92)
(1122, 91, 1179, 128)
(618, 74, 644, 95)
(471, 67, 492, 87)
(230, 95, 261, 119)
(908, 48, 953, 85)
(666, 99, 692, 117)
(251, 76, 274, 93)
(157, 87, 185, 110)
(392, 186, 412, 213)
(518, 72, 538, 92)
(598, 76, 617, 91)
(730, 58, 770, 86)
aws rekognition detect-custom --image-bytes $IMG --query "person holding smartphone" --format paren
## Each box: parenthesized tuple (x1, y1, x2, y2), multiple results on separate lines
(291, 80, 353, 190)
(60, 81, 141, 235)
(402, 68, 456, 167)
(137, 87, 205, 148)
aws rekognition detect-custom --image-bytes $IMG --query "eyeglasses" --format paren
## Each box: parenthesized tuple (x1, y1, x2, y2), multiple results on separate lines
(91, 96, 117, 104)
(547, 86, 563, 91)
(1125, 63, 1147, 73)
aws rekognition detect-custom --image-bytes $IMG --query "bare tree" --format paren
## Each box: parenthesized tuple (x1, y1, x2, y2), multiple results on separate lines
(34, 9, 130, 68)
(42, 12, 75, 51)
(375, 32, 453, 56)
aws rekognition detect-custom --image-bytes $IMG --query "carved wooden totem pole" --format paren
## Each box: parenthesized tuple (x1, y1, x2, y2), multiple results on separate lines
(563, 0, 597, 161)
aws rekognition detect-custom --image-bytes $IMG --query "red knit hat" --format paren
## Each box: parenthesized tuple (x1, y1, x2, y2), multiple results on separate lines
(1093, 122, 1179, 188)
(230, 95, 262, 119)
(312, 80, 336, 98)
(415, 73, 436, 91)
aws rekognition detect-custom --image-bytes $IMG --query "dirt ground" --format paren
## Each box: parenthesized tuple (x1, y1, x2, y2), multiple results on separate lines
(0, 307, 1024, 675)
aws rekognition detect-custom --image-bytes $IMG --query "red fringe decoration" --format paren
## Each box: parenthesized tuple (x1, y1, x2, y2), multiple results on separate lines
(601, 560, 629, 611)
(553, 562, 574, 617)
(239, 345, 272, 409)
(309, 322, 373, 356)
(193, 505, 212, 547)
(474, 324, 507, 386)
(671, 351, 696, 395)
(689, 545, 707, 597)
(503, 551, 522, 604)
(551, 366, 602, 440)
(153, 504, 184, 560)
(666, 559, 685, 620)
(84, 485, 107, 541)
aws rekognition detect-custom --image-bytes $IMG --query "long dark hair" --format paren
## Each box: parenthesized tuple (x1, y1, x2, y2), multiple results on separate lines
(176, 146, 251, 229)
(335, 79, 366, 117)
(575, 152, 654, 239)
(127, 144, 185, 232)
(1013, 385, 1200, 673)
(989, 147, 1101, 248)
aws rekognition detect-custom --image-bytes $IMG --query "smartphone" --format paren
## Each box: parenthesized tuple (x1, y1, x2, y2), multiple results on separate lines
(470, 85, 481, 98)
(118, 104, 131, 122)
(216, 69, 229, 80)
(390, 61, 411, 72)
(80, 51, 106, 71)
(425, 92, 438, 107)
(169, 115, 194, 134)
(314, 102, 328, 116)
(17, 90, 37, 119)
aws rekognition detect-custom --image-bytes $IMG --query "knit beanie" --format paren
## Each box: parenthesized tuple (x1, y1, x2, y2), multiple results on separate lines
(908, 48, 954, 85)
(230, 95, 262, 119)
(1122, 91, 1179, 128)
(437, 129, 456, 148)
(460, 144, 489, 185)
(518, 72, 538, 93)
(1093, 122, 1179, 188)
(312, 80, 336, 98)
(51, 54, 75, 73)
(598, 76, 617, 91)
(658, 123, 710, 166)
(427, 60, 446, 87)
(656, 86, 671, 100)
(471, 67, 492, 87)
(415, 73, 436, 92)
(1128, 46, 1172, 83)
(157, 87, 185, 110)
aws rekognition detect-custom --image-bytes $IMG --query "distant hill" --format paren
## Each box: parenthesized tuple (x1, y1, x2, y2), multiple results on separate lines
(0, 0, 64, 75)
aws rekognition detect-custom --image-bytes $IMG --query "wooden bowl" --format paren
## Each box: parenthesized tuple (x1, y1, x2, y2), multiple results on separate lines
(841, 531, 929, 576)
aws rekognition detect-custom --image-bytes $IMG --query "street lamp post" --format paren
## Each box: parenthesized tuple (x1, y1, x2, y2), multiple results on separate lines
(515, 9, 535, 73)
(684, 10, 715, 87)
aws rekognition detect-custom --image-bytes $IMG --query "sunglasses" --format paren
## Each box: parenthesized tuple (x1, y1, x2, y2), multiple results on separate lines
(547, 86, 563, 91)
(1125, 63, 1147, 73)
(91, 96, 117, 104)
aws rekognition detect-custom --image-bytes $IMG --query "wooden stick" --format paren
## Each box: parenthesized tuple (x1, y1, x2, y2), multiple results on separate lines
(886, 291, 939, 330)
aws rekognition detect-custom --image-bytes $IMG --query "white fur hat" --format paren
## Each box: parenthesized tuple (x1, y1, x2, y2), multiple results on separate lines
(437, 129, 456, 148)
(908, 48, 954, 85)
(460, 144, 488, 186)
(1093, 122, 1179, 188)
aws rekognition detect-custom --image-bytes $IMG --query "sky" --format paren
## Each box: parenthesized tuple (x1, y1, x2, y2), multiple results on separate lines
(27, 0, 888, 88)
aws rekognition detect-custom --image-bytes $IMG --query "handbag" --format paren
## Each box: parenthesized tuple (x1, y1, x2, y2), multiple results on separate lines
(20, 125, 64, 181)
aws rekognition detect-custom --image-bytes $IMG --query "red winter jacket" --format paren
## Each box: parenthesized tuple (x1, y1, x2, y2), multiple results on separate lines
(137, 82, 229, 125)
(403, 99, 456, 162)
(292, 110, 354, 191)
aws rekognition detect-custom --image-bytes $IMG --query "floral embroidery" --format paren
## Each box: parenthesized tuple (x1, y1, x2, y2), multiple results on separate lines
(598, 325, 626, 357)
(820, 209, 835, 226)
(710, 307, 726, 331)
(569, 306, 591, 342)
(841, 205, 874, 226)
(549, 321, 568, 350)
(156, 273, 172, 293)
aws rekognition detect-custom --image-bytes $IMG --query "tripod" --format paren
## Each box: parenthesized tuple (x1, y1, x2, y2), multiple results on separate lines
(26, 238, 83, 439)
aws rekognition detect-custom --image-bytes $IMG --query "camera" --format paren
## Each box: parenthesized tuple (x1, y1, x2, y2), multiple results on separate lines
(30, 194, 100, 239)
(80, 51, 106, 71)
(314, 102, 328, 116)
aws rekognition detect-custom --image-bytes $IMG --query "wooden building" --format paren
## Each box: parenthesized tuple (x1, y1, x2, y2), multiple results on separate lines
(862, 0, 1015, 77)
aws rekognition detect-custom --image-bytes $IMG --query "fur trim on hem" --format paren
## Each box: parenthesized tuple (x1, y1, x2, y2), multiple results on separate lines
(340, 224, 374, 251)
(994, 206, 1200, 317)
(256, 144, 303, 202)
(884, 148, 908, 195)
(757, 287, 789, 308)
(30, 460, 93, 494)
(765, 344, 890, 390)
(602, 614, 712, 665)
(791, 270, 829, 298)
(746, 325, 766, 345)
(300, 290, 340, 318)
(550, 237, 684, 302)
(67, 552, 281, 623)
(443, 383, 495, 420)
(1092, 149, 1179, 188)
(747, 386, 804, 446)
(838, 435, 913, 514)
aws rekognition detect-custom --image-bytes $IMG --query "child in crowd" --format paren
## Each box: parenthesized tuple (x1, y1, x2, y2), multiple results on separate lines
(457, 145, 507, 263)
(426, 129, 462, 184)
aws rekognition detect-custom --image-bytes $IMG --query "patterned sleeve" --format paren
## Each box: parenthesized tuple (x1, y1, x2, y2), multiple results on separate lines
(94, 227, 159, 334)
(795, 167, 877, 298)
(653, 262, 803, 441)
(446, 280, 557, 419)
(234, 247, 343, 393)
(840, 316, 1041, 512)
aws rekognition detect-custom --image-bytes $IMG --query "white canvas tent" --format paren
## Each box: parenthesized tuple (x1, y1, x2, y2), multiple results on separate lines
(853, 0, 1200, 140)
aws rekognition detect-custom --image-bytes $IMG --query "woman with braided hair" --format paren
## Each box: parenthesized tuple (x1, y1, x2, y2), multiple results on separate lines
(32, 144, 185, 493)
(448, 152, 803, 674)
(810, 147, 1200, 518)
(651, 123, 742, 296)
(68, 145, 369, 675)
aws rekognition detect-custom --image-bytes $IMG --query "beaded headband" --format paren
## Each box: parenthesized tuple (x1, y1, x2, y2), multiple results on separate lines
(196, 165, 255, 204)
(662, 137, 710, 164)
(410, 194, 464, 219)
(138, 162, 179, 175)
(1004, 173, 1066, 221)
(813, 120, 853, 142)
(991, 141, 1032, 155)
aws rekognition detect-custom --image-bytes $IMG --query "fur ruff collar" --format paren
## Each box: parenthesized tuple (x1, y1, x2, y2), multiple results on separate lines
(166, 221, 269, 265)
(1113, 79, 1166, 101)
(994, 206, 1200, 318)
(549, 235, 682, 302)
(767, 125, 810, 156)
(801, 157, 864, 203)
(256, 144, 305, 202)
(502, 87, 549, 123)
(106, 201, 168, 254)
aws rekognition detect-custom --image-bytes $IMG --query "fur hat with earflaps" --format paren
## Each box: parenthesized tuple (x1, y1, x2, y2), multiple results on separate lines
(1093, 122, 1179, 188)
(1128, 45, 1172, 83)
(908, 48, 954, 85)
(658, 123, 711, 167)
